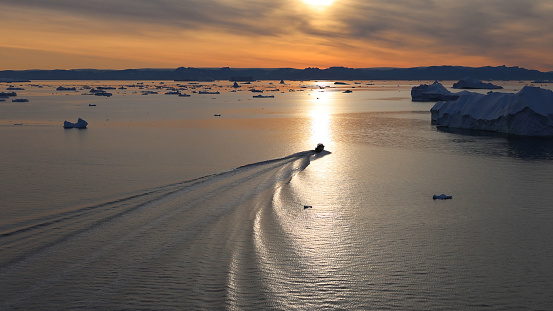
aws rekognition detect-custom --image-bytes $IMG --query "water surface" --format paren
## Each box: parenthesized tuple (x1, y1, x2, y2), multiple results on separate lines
(1, 80, 553, 310)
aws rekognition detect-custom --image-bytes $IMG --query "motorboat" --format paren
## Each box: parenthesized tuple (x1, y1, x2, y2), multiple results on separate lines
(314, 143, 325, 153)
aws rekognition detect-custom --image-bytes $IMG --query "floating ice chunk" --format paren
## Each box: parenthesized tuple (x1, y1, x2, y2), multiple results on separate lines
(411, 81, 461, 102)
(452, 77, 503, 89)
(63, 118, 88, 129)
(56, 86, 77, 91)
(433, 194, 452, 200)
(431, 86, 553, 136)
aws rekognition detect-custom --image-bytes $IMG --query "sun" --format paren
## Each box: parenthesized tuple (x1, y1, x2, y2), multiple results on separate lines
(301, 0, 335, 7)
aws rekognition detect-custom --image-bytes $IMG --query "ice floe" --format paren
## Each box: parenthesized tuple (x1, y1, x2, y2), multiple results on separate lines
(56, 86, 77, 91)
(64, 118, 88, 129)
(433, 194, 452, 200)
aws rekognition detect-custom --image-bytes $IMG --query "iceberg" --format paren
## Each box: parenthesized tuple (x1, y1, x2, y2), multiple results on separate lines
(431, 86, 553, 136)
(64, 118, 88, 129)
(56, 86, 77, 91)
(411, 81, 461, 102)
(452, 77, 503, 89)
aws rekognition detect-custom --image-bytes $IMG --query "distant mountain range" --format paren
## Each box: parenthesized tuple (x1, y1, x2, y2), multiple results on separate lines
(1, 65, 553, 82)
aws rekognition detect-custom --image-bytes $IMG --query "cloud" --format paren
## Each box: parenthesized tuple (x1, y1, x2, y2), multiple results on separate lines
(1, 0, 553, 69)
(331, 1, 553, 59)
(0, 0, 301, 36)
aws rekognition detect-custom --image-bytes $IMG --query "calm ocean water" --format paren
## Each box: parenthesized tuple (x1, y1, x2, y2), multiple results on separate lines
(1, 80, 553, 310)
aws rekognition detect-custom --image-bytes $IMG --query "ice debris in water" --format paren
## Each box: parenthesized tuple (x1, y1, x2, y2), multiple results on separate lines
(433, 194, 452, 200)
(64, 118, 88, 129)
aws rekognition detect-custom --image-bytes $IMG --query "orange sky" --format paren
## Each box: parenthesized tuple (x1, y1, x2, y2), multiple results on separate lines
(1, 0, 553, 71)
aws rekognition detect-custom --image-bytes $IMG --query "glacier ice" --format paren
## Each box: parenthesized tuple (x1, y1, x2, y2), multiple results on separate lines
(431, 86, 553, 136)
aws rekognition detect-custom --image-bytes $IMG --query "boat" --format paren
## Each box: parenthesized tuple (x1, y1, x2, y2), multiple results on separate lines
(314, 143, 325, 153)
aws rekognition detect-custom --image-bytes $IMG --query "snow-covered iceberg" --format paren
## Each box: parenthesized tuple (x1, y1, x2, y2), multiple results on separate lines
(411, 81, 460, 102)
(452, 77, 503, 89)
(431, 86, 553, 136)
(64, 118, 88, 129)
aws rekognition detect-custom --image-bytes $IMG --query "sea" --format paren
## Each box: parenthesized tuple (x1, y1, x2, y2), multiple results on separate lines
(1, 80, 553, 310)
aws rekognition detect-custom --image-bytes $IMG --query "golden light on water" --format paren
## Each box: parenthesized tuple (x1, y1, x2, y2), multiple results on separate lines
(308, 90, 335, 147)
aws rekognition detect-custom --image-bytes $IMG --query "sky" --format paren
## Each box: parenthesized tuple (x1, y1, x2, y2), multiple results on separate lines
(1, 0, 553, 71)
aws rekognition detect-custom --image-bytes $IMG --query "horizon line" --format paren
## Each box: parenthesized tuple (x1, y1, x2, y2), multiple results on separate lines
(1, 64, 548, 72)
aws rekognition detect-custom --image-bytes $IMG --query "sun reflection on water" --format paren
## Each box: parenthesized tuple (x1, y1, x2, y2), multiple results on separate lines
(308, 90, 335, 148)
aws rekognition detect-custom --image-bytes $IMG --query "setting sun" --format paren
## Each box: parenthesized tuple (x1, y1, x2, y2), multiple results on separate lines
(301, 0, 335, 7)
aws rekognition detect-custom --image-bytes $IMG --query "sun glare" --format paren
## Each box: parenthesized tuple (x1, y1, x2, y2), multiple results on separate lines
(308, 90, 334, 147)
(301, 0, 335, 7)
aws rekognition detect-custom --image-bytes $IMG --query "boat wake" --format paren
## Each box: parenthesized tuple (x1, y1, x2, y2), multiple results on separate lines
(0, 149, 330, 310)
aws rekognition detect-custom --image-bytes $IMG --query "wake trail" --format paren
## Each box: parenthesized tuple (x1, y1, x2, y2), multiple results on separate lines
(0, 149, 326, 301)
(0, 150, 319, 267)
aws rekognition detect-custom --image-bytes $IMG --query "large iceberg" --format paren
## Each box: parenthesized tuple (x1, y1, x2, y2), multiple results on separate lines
(452, 77, 503, 89)
(411, 81, 461, 102)
(64, 118, 88, 129)
(431, 86, 553, 136)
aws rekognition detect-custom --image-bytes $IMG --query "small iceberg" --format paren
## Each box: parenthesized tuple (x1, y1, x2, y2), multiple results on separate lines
(411, 81, 461, 102)
(63, 118, 88, 129)
(56, 86, 77, 91)
(452, 77, 503, 89)
(433, 194, 452, 200)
